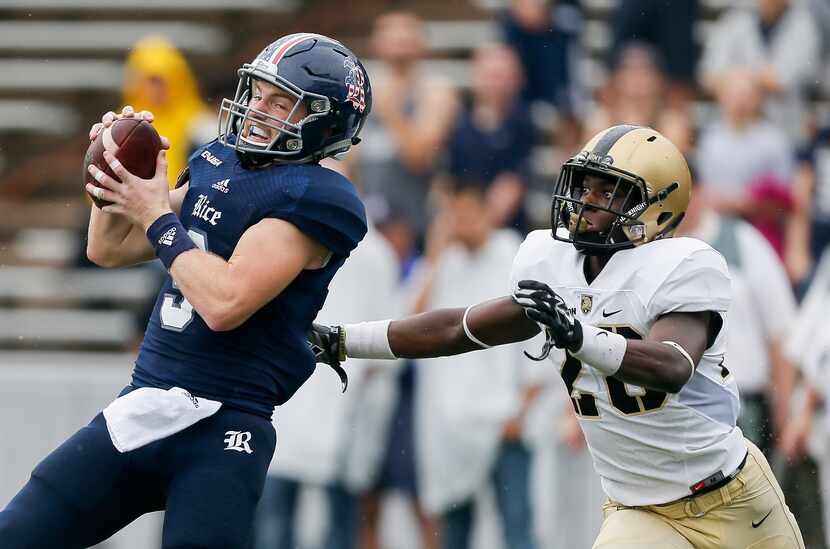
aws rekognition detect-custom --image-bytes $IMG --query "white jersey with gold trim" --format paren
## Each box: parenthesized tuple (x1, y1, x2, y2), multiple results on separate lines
(510, 230, 746, 506)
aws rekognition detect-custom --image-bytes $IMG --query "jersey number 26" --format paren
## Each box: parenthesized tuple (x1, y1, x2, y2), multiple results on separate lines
(562, 326, 668, 417)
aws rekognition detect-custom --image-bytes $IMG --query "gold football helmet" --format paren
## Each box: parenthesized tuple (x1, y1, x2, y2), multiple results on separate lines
(551, 124, 691, 253)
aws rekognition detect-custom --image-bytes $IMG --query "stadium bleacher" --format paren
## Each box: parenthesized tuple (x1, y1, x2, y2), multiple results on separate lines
(0, 0, 302, 351)
(0, 0, 795, 352)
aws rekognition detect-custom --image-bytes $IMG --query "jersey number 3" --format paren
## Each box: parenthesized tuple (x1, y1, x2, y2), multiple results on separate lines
(562, 326, 668, 417)
(160, 229, 207, 332)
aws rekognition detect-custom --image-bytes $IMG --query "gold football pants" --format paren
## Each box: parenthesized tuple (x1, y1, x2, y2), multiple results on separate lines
(593, 440, 804, 549)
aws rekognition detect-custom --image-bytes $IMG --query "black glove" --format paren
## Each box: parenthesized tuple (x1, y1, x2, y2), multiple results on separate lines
(307, 323, 349, 392)
(513, 280, 583, 360)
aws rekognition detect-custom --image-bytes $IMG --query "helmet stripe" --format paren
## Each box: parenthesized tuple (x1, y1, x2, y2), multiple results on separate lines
(270, 33, 319, 65)
(591, 124, 641, 157)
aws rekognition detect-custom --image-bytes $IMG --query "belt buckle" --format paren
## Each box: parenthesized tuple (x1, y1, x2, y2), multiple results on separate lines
(689, 470, 726, 496)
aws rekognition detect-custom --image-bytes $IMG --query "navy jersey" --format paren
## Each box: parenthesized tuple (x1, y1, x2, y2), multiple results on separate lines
(134, 141, 367, 417)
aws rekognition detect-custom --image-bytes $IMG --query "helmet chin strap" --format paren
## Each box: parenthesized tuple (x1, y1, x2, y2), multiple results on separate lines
(237, 150, 274, 169)
(573, 231, 619, 256)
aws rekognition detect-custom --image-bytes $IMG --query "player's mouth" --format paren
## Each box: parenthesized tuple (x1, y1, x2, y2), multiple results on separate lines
(246, 122, 272, 143)
(579, 213, 597, 228)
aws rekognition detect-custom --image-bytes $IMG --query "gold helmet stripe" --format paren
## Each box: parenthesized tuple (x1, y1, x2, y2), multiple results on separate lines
(591, 124, 641, 157)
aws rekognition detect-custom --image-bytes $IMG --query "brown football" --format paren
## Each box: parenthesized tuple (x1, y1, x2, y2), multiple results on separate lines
(83, 118, 163, 208)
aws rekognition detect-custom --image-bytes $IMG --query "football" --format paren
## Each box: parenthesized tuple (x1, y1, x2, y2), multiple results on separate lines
(83, 118, 163, 208)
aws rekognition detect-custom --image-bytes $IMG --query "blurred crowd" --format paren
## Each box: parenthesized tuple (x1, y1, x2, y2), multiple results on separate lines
(97, 0, 830, 547)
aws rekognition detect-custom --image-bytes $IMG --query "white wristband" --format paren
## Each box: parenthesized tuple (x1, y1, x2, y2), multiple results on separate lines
(569, 324, 627, 376)
(343, 320, 396, 359)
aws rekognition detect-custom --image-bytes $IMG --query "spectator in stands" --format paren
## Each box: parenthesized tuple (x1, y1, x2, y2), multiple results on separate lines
(358, 201, 437, 549)
(786, 124, 830, 288)
(610, 0, 699, 109)
(411, 180, 545, 549)
(499, 0, 582, 115)
(253, 161, 400, 549)
(583, 43, 691, 155)
(806, 0, 830, 100)
(677, 181, 798, 454)
(780, 251, 830, 547)
(547, 403, 605, 549)
(499, 0, 584, 151)
(780, 370, 828, 547)
(343, 22, 458, 538)
(123, 35, 214, 188)
(698, 0, 820, 143)
(347, 11, 458, 242)
(447, 44, 535, 231)
(807, 0, 830, 57)
(696, 68, 795, 256)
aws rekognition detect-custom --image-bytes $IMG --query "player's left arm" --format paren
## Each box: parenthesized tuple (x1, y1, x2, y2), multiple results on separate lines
(514, 280, 715, 394)
(168, 218, 329, 332)
(616, 311, 713, 393)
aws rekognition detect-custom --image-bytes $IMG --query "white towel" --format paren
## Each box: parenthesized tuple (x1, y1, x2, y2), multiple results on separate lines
(103, 387, 222, 453)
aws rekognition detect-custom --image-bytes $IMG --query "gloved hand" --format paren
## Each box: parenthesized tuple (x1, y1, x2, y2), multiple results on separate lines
(512, 280, 584, 359)
(307, 323, 348, 392)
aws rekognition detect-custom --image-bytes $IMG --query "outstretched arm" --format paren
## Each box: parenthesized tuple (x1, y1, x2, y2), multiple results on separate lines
(309, 297, 540, 365)
(388, 297, 540, 358)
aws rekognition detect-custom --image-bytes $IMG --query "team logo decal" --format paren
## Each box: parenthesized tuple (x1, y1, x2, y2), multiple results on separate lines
(580, 294, 593, 314)
(224, 431, 253, 454)
(344, 57, 366, 113)
(577, 150, 614, 166)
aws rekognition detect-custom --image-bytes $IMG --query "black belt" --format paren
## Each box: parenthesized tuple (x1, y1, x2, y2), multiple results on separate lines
(689, 452, 748, 497)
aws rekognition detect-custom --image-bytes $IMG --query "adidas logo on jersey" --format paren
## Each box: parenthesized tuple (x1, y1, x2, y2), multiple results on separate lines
(211, 178, 230, 194)
(159, 227, 176, 246)
(201, 150, 223, 167)
(224, 431, 253, 454)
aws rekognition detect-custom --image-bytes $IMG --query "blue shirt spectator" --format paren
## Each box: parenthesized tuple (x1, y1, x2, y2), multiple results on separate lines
(448, 101, 534, 186)
(793, 128, 830, 271)
(499, 0, 581, 114)
(447, 44, 537, 232)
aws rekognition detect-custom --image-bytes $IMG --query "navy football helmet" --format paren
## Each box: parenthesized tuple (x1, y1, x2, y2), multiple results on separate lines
(218, 33, 372, 165)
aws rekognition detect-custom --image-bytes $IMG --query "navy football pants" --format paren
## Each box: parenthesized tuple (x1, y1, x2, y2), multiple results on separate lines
(0, 394, 276, 549)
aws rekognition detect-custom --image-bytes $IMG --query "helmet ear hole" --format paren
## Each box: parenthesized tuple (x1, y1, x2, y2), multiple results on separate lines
(657, 212, 672, 225)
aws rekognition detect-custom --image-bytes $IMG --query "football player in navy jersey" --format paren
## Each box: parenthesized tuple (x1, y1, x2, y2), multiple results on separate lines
(0, 33, 370, 549)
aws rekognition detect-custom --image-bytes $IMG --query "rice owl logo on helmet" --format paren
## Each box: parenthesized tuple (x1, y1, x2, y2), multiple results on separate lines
(218, 33, 373, 166)
(344, 57, 367, 113)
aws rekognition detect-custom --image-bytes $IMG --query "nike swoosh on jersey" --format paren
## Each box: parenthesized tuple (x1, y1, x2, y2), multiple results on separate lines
(752, 508, 774, 528)
(602, 309, 623, 318)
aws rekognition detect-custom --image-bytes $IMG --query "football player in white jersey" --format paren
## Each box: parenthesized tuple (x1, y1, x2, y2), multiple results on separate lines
(310, 125, 804, 548)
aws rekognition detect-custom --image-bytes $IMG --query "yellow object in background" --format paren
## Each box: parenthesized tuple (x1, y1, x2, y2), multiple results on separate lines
(123, 36, 210, 189)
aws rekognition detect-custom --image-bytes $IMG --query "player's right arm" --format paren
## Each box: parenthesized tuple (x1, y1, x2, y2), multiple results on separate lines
(310, 296, 540, 365)
(85, 107, 184, 268)
(87, 182, 187, 267)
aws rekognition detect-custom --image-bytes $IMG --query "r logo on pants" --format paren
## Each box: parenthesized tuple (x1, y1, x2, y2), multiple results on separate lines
(224, 431, 253, 454)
